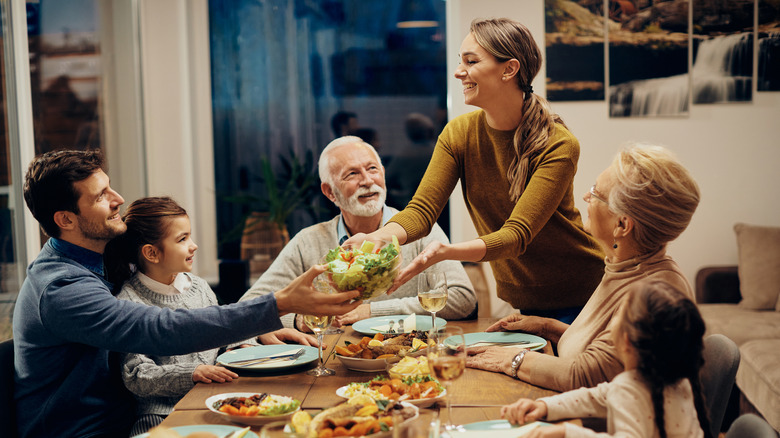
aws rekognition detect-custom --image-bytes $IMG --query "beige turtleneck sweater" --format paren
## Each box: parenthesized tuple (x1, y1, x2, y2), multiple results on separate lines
(525, 248, 694, 392)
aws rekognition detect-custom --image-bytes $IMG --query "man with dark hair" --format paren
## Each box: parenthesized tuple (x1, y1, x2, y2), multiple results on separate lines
(330, 110, 358, 137)
(13, 149, 360, 438)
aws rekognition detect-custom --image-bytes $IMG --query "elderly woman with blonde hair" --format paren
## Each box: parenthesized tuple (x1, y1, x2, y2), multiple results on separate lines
(467, 143, 701, 392)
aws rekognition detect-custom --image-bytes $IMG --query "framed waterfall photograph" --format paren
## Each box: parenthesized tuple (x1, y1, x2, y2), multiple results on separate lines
(758, 0, 780, 91)
(608, 1, 690, 117)
(544, 0, 606, 101)
(692, 0, 755, 104)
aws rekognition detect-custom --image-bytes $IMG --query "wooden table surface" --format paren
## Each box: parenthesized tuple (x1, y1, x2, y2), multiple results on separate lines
(162, 318, 559, 434)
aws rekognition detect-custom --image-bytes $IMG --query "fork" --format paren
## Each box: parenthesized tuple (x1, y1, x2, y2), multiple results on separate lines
(227, 348, 305, 366)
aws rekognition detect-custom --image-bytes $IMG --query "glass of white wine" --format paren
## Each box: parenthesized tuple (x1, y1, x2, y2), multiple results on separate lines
(417, 270, 448, 333)
(427, 325, 466, 433)
(303, 274, 337, 376)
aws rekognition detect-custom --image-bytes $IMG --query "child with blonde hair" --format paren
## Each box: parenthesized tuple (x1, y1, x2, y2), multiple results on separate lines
(501, 281, 711, 438)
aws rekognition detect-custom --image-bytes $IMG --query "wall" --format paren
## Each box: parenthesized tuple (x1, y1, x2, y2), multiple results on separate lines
(446, 0, 780, 316)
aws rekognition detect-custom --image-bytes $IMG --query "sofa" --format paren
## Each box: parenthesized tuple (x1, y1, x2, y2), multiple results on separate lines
(696, 223, 780, 433)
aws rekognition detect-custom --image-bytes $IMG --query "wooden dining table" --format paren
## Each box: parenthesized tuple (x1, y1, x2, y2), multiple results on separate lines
(158, 318, 561, 434)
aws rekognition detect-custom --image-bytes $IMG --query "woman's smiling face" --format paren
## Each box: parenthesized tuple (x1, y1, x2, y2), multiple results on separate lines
(454, 33, 507, 109)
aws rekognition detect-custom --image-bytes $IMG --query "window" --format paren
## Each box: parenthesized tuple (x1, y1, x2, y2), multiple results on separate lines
(208, 0, 449, 265)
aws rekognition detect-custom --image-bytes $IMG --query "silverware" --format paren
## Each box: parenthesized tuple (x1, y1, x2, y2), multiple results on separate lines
(466, 340, 532, 347)
(227, 348, 304, 366)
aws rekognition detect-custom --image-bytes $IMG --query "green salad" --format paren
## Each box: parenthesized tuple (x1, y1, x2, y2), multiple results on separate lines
(323, 236, 401, 300)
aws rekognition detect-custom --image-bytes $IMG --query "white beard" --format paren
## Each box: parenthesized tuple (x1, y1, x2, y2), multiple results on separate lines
(334, 184, 386, 217)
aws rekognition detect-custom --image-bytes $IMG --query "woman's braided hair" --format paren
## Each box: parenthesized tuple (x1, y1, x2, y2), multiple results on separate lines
(618, 281, 712, 438)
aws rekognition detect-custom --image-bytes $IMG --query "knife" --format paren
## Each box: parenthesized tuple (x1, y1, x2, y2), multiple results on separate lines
(227, 348, 304, 366)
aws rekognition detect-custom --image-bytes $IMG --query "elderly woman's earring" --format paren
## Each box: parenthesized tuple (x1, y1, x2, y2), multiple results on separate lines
(613, 241, 618, 249)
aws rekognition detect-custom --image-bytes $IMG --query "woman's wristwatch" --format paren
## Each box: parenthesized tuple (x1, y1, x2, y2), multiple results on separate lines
(508, 349, 528, 378)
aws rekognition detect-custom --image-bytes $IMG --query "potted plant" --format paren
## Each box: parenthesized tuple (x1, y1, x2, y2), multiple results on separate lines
(220, 149, 320, 275)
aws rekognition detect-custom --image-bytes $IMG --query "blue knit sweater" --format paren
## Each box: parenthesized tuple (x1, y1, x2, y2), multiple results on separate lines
(13, 238, 282, 438)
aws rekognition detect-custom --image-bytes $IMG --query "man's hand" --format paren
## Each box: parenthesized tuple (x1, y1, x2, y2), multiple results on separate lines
(258, 328, 319, 346)
(275, 265, 361, 316)
(500, 398, 548, 425)
(333, 303, 371, 326)
(192, 364, 238, 383)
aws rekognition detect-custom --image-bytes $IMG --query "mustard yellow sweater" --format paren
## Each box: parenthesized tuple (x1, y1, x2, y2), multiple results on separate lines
(390, 110, 604, 310)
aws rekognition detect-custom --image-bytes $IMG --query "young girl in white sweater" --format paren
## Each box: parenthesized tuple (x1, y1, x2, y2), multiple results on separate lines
(501, 281, 712, 438)
(104, 197, 257, 435)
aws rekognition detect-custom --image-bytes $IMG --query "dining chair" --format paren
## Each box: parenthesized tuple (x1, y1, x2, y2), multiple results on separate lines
(701, 334, 740, 438)
(0, 338, 17, 438)
(725, 414, 778, 438)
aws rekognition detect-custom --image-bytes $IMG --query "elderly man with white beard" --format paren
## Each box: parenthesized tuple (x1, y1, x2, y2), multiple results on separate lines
(240, 136, 476, 329)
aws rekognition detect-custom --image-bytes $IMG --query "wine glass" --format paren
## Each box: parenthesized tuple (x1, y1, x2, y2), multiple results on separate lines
(427, 326, 466, 434)
(303, 274, 337, 376)
(417, 270, 448, 333)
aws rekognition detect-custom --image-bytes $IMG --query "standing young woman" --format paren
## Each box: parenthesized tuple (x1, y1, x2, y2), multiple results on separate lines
(345, 18, 604, 323)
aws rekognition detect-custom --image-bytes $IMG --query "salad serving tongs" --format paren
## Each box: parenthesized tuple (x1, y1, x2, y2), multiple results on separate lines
(227, 348, 305, 366)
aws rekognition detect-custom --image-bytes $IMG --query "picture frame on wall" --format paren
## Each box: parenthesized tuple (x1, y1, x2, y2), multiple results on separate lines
(608, 0, 690, 118)
(544, 0, 606, 101)
(758, 0, 780, 91)
(691, 0, 754, 104)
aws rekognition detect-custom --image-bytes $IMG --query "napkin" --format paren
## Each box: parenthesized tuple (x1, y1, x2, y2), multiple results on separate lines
(371, 314, 416, 333)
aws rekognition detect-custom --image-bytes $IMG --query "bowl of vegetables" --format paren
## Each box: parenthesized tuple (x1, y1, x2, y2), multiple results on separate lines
(321, 237, 402, 301)
(206, 392, 301, 426)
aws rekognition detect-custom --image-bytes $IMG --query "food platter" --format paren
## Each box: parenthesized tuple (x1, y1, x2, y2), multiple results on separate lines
(335, 384, 446, 408)
(205, 392, 301, 426)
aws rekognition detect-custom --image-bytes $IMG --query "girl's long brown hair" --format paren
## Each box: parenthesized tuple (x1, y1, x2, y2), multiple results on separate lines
(470, 18, 566, 202)
(619, 281, 712, 438)
(104, 196, 188, 292)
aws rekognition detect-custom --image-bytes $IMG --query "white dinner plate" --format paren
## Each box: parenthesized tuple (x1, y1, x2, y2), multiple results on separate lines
(205, 392, 301, 426)
(335, 384, 446, 408)
(352, 315, 446, 335)
(132, 424, 259, 438)
(454, 420, 549, 437)
(216, 345, 318, 371)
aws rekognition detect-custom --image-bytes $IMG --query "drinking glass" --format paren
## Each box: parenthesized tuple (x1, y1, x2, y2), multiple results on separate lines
(303, 274, 336, 376)
(417, 270, 447, 333)
(427, 326, 466, 434)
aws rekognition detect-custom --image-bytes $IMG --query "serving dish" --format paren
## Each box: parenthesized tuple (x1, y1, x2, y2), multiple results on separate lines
(205, 392, 301, 426)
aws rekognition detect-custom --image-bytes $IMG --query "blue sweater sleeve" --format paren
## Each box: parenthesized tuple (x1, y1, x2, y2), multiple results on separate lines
(39, 274, 281, 356)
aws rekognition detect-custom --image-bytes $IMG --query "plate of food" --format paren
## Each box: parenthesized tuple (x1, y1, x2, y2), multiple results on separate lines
(216, 345, 319, 371)
(292, 397, 419, 438)
(205, 392, 301, 426)
(335, 332, 431, 372)
(459, 332, 547, 351)
(321, 238, 402, 301)
(336, 374, 446, 408)
(351, 314, 446, 336)
(135, 425, 257, 438)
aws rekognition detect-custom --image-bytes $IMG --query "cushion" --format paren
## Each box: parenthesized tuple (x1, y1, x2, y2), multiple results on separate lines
(736, 340, 780, 431)
(699, 303, 780, 346)
(733, 223, 780, 310)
